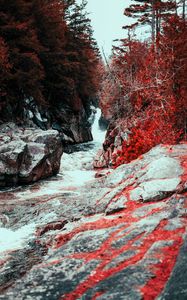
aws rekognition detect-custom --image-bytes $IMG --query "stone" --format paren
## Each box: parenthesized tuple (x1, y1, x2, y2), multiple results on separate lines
(0, 143, 187, 299)
(130, 178, 181, 202)
(95, 169, 111, 178)
(158, 237, 187, 300)
(0, 125, 63, 186)
(140, 156, 183, 181)
(105, 195, 127, 215)
(52, 105, 93, 144)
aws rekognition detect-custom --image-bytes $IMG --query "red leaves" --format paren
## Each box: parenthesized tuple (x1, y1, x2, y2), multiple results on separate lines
(103, 14, 187, 168)
(112, 111, 180, 167)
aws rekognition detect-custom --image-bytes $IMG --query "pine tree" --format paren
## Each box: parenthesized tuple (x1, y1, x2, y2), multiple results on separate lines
(32, 0, 67, 108)
(124, 0, 177, 41)
(0, 37, 11, 120)
(0, 0, 45, 120)
(0, 0, 100, 122)
(63, 0, 100, 111)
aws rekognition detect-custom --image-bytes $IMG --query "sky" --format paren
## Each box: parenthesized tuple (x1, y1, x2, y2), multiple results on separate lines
(86, 0, 132, 57)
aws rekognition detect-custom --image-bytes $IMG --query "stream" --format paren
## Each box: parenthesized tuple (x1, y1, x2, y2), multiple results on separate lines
(0, 108, 106, 258)
(1, 111, 187, 300)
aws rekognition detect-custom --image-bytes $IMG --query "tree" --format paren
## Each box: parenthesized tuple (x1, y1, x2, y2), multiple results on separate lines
(0, 0, 45, 120)
(124, 0, 177, 41)
(0, 0, 100, 123)
(0, 37, 11, 119)
(63, 0, 100, 111)
(160, 16, 187, 135)
(102, 3, 187, 167)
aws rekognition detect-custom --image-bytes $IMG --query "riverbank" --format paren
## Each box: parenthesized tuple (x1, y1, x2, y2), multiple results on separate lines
(0, 142, 187, 299)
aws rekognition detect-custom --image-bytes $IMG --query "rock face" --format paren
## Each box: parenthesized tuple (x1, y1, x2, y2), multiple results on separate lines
(52, 104, 93, 144)
(0, 123, 63, 187)
(0, 99, 94, 145)
(0, 143, 187, 299)
(93, 120, 129, 168)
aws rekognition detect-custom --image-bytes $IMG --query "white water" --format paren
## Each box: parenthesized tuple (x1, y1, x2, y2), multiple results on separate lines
(58, 108, 106, 188)
(0, 224, 36, 254)
(92, 108, 106, 144)
(0, 108, 106, 256)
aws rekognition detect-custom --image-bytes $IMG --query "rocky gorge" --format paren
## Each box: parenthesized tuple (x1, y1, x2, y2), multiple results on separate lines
(1, 0, 187, 298)
(0, 109, 187, 299)
(0, 103, 98, 187)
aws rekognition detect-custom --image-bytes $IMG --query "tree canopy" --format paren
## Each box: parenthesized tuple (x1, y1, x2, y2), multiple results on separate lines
(0, 0, 100, 122)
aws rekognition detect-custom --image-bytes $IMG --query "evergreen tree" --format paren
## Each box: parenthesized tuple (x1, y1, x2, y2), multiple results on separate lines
(124, 0, 177, 41)
(63, 0, 100, 111)
(33, 0, 67, 108)
(0, 0, 45, 120)
(0, 0, 100, 122)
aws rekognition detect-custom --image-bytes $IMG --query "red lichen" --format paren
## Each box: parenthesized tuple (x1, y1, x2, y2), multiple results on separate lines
(141, 232, 185, 299)
(60, 212, 186, 300)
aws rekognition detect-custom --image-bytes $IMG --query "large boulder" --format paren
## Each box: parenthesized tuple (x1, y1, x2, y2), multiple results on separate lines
(52, 104, 93, 144)
(0, 124, 63, 187)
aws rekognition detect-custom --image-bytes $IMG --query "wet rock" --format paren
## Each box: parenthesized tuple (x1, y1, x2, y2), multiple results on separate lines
(0, 140, 26, 186)
(93, 148, 109, 168)
(0, 143, 187, 299)
(0, 242, 46, 294)
(93, 121, 131, 168)
(158, 236, 187, 300)
(95, 169, 111, 178)
(0, 214, 9, 226)
(0, 124, 63, 187)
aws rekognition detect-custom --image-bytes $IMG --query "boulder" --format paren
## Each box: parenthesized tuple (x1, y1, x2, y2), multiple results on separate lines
(0, 124, 63, 187)
(93, 120, 131, 168)
(52, 105, 93, 144)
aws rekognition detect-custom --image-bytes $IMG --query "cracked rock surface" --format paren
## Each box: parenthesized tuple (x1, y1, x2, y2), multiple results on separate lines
(0, 143, 187, 299)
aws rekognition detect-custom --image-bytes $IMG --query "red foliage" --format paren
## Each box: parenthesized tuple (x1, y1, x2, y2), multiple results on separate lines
(112, 110, 181, 166)
(105, 15, 187, 167)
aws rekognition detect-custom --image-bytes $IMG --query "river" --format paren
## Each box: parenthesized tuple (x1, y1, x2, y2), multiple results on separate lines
(0, 108, 106, 257)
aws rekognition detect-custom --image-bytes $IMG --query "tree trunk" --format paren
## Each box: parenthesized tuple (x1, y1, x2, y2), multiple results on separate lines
(151, 0, 156, 42)
(182, 0, 186, 19)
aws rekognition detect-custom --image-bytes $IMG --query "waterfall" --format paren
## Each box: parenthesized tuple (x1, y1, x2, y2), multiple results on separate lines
(92, 108, 106, 144)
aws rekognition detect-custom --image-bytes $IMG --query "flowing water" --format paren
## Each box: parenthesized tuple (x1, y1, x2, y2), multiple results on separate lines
(0, 108, 106, 256)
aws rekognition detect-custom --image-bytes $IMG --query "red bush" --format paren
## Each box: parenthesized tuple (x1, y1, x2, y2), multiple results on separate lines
(112, 101, 182, 167)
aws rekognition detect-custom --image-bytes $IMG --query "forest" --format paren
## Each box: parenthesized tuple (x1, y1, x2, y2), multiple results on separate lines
(0, 0, 100, 125)
(0, 0, 187, 162)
